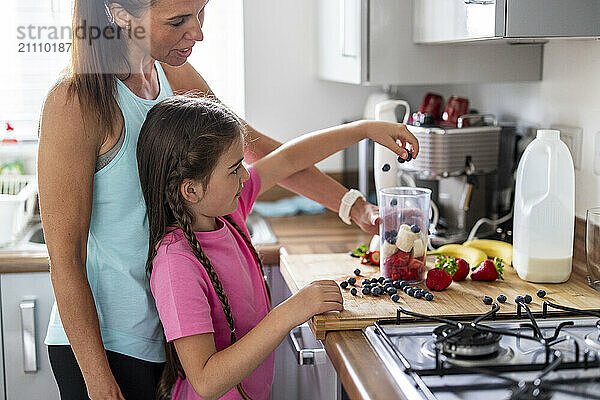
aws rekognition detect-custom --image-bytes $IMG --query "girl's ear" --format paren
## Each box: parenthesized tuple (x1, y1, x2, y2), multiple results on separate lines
(180, 179, 201, 203)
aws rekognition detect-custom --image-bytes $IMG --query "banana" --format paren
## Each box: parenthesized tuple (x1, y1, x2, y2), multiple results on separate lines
(427, 244, 488, 269)
(463, 239, 513, 266)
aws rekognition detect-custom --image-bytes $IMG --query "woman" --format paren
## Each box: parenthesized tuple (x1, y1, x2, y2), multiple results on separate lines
(38, 0, 418, 399)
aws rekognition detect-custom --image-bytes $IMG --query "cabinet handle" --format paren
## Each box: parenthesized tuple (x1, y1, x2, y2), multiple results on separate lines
(287, 324, 326, 365)
(20, 300, 37, 373)
(464, 0, 494, 4)
(339, 0, 359, 58)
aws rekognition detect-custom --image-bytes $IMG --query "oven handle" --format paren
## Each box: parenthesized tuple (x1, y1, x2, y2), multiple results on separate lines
(287, 324, 327, 365)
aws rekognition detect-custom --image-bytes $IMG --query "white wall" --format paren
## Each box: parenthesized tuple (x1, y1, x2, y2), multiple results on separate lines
(243, 0, 379, 172)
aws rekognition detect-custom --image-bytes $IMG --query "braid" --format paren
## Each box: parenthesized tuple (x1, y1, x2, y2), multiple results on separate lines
(223, 215, 272, 306)
(168, 189, 253, 400)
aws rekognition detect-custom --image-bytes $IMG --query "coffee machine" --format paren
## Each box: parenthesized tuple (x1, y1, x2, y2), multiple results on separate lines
(370, 100, 513, 247)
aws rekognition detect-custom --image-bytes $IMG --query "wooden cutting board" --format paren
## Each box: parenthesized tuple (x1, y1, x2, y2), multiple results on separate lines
(280, 253, 600, 340)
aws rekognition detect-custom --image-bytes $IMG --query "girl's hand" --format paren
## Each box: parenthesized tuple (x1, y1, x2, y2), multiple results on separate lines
(281, 280, 343, 327)
(350, 197, 380, 235)
(359, 120, 420, 160)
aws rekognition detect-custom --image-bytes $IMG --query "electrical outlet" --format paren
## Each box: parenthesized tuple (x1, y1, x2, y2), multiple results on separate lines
(552, 125, 583, 170)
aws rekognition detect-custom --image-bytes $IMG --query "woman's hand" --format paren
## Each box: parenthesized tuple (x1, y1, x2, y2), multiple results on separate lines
(86, 375, 126, 400)
(280, 280, 344, 327)
(358, 120, 420, 160)
(350, 197, 380, 235)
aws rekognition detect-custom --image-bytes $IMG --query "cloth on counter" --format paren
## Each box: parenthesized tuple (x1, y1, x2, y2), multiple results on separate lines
(253, 196, 325, 217)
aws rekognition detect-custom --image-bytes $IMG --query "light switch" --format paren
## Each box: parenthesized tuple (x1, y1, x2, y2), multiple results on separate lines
(552, 125, 583, 170)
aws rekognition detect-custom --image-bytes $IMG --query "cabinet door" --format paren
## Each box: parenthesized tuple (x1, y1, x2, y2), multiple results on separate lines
(317, 0, 369, 84)
(1, 272, 59, 400)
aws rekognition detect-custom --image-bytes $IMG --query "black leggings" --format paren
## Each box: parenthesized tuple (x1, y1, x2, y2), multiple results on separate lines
(48, 345, 165, 400)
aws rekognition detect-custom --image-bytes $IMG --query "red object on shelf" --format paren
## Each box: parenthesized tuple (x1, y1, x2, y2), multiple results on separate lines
(442, 96, 469, 127)
(6, 122, 14, 131)
(1, 139, 18, 144)
(419, 93, 444, 121)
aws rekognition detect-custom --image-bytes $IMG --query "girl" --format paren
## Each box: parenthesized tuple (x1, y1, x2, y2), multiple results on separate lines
(137, 96, 418, 400)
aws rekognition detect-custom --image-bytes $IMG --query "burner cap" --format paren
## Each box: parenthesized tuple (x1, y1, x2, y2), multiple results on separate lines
(433, 324, 502, 357)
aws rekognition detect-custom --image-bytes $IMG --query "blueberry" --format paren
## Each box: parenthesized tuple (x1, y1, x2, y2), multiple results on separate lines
(410, 224, 421, 234)
(400, 281, 409, 288)
(397, 155, 405, 164)
(387, 287, 397, 295)
(482, 296, 493, 305)
(536, 290, 546, 298)
(370, 278, 379, 284)
(383, 283, 392, 290)
(384, 278, 394, 284)
(382, 163, 391, 172)
(340, 281, 348, 289)
(350, 288, 358, 296)
(390, 199, 398, 206)
(497, 295, 507, 303)
(383, 230, 398, 244)
(392, 280, 401, 289)
(362, 279, 370, 286)
(405, 152, 413, 162)
(515, 295, 524, 303)
(407, 288, 415, 297)
(391, 294, 400, 303)
(348, 277, 357, 285)
(354, 268, 361, 276)
(378, 277, 385, 284)
(403, 286, 411, 294)
(425, 293, 434, 301)
(372, 286, 382, 296)
(414, 291, 423, 299)
(523, 294, 532, 304)
(362, 287, 371, 295)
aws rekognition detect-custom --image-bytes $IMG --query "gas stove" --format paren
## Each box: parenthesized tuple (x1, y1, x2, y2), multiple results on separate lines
(364, 301, 600, 399)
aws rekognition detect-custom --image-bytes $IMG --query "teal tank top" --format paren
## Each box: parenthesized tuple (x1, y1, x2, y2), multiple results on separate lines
(45, 61, 174, 362)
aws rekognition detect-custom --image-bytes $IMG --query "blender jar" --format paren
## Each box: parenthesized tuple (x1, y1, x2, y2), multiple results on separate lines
(378, 187, 431, 282)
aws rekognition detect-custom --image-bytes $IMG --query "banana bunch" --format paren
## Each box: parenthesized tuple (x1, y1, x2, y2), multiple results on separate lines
(463, 239, 513, 266)
(427, 239, 513, 268)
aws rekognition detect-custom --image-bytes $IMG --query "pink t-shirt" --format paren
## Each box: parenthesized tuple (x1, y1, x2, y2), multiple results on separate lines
(151, 166, 273, 400)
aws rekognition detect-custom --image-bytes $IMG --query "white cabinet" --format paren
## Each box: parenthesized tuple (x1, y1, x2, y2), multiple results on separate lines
(1, 272, 59, 400)
(264, 264, 341, 400)
(317, 0, 544, 85)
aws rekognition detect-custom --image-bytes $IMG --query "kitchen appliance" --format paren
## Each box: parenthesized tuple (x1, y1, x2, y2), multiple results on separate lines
(364, 301, 600, 399)
(372, 100, 505, 246)
(414, 0, 600, 43)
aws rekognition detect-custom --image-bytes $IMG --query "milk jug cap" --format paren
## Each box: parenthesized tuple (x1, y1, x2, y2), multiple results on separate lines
(536, 129, 560, 140)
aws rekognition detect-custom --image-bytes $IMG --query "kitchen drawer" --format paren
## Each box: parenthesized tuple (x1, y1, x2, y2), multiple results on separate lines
(1, 272, 58, 400)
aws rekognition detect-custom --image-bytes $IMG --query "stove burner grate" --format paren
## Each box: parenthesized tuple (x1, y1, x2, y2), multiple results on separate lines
(433, 324, 502, 357)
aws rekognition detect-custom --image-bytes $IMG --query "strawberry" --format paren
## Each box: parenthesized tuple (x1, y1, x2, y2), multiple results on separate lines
(368, 250, 380, 266)
(434, 256, 469, 281)
(426, 268, 453, 291)
(471, 257, 504, 281)
(386, 250, 410, 268)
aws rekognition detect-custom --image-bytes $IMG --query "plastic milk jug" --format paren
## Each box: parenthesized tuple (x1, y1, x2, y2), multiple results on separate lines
(513, 130, 575, 283)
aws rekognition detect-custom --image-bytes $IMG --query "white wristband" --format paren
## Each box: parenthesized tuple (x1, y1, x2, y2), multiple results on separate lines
(338, 189, 366, 225)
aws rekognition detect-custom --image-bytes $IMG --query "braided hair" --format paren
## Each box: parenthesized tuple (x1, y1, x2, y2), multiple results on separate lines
(137, 95, 269, 399)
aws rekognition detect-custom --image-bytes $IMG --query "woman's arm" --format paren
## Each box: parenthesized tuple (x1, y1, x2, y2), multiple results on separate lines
(38, 85, 124, 400)
(251, 120, 418, 197)
(160, 62, 403, 234)
(173, 280, 342, 400)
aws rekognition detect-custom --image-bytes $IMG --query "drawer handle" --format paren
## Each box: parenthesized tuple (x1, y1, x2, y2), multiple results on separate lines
(464, 0, 494, 4)
(20, 300, 37, 373)
(287, 324, 327, 365)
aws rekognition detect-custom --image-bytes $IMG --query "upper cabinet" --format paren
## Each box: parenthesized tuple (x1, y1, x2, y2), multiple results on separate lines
(318, 0, 544, 85)
(414, 0, 600, 44)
